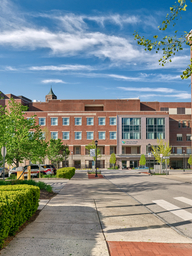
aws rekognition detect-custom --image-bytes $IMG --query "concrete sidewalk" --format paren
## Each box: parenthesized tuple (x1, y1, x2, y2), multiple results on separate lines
(1, 171, 192, 256)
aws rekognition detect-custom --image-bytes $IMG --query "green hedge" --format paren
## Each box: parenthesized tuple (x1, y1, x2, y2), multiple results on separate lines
(56, 167, 75, 179)
(0, 185, 40, 248)
(0, 180, 52, 193)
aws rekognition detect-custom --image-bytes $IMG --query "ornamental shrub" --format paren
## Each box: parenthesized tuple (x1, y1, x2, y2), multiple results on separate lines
(0, 185, 40, 248)
(56, 167, 75, 179)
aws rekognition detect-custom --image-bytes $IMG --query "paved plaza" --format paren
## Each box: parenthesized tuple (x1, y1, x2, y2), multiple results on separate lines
(1, 170, 192, 256)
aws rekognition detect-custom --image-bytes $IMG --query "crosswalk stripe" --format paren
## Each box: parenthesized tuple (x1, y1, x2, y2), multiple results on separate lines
(153, 199, 192, 221)
(174, 197, 192, 206)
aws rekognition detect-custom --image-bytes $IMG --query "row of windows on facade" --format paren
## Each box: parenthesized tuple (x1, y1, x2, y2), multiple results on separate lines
(178, 121, 190, 128)
(39, 117, 116, 126)
(172, 147, 191, 154)
(177, 134, 192, 141)
(160, 107, 187, 114)
(122, 118, 165, 140)
(50, 131, 117, 140)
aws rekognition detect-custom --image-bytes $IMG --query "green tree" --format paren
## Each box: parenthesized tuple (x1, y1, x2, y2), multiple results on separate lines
(134, 0, 192, 79)
(139, 154, 146, 166)
(4, 99, 44, 167)
(151, 139, 172, 173)
(47, 139, 69, 169)
(110, 153, 116, 168)
(188, 155, 192, 167)
(85, 140, 101, 162)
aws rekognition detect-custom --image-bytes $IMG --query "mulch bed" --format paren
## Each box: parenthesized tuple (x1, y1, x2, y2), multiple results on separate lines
(88, 174, 104, 179)
(0, 189, 56, 252)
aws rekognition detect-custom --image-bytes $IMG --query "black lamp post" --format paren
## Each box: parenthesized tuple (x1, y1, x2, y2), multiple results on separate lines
(183, 149, 185, 172)
(148, 143, 151, 174)
(65, 149, 67, 167)
(95, 140, 98, 177)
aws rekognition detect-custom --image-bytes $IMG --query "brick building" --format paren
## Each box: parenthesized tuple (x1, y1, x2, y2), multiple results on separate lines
(1, 88, 192, 169)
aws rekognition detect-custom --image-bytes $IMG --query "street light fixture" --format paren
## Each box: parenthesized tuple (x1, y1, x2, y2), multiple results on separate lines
(148, 143, 151, 174)
(95, 140, 98, 177)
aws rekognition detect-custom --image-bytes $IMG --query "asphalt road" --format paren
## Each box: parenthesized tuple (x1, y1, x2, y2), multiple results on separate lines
(103, 169, 192, 239)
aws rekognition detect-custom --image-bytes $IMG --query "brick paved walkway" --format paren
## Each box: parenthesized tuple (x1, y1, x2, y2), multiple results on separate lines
(107, 241, 192, 256)
(88, 174, 104, 179)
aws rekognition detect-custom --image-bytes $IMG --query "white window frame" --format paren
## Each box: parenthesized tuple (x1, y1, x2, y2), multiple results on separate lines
(75, 117, 82, 126)
(98, 117, 106, 126)
(98, 131, 106, 140)
(39, 117, 46, 126)
(63, 131, 70, 140)
(75, 131, 82, 140)
(51, 131, 58, 140)
(87, 131, 94, 140)
(110, 117, 116, 126)
(110, 132, 116, 140)
(62, 117, 70, 126)
(51, 118, 58, 126)
(87, 117, 94, 126)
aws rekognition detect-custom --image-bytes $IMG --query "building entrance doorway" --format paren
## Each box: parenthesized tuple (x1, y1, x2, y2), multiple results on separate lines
(122, 161, 127, 169)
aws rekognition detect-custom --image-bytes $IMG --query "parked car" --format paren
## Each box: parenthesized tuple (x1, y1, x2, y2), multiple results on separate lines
(0, 167, 9, 177)
(9, 164, 54, 178)
(40, 164, 55, 175)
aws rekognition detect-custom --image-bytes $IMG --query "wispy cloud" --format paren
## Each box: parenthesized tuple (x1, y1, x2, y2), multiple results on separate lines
(30, 64, 95, 71)
(118, 87, 177, 93)
(140, 93, 191, 99)
(5, 66, 17, 71)
(42, 79, 66, 84)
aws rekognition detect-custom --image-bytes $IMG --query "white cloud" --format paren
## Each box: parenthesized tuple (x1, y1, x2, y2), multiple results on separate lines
(42, 79, 66, 84)
(30, 64, 95, 71)
(118, 87, 177, 93)
(108, 74, 144, 81)
(140, 93, 191, 99)
(5, 66, 17, 71)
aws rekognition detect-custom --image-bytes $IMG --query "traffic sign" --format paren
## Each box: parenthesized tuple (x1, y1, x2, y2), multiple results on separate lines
(163, 156, 170, 159)
(148, 153, 151, 157)
(160, 154, 163, 158)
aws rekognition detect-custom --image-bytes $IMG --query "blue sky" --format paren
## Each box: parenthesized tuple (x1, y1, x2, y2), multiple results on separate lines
(0, 0, 191, 102)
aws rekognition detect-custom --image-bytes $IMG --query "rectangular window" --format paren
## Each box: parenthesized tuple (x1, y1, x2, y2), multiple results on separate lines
(75, 146, 81, 154)
(160, 107, 169, 111)
(51, 132, 58, 139)
(51, 118, 58, 126)
(110, 146, 115, 154)
(122, 147, 125, 154)
(177, 147, 182, 154)
(177, 134, 182, 141)
(110, 118, 116, 125)
(188, 121, 190, 128)
(39, 118, 46, 126)
(63, 118, 69, 126)
(178, 121, 181, 128)
(75, 118, 82, 126)
(187, 148, 191, 154)
(122, 118, 141, 140)
(63, 132, 69, 140)
(87, 118, 94, 125)
(157, 132, 164, 139)
(110, 132, 116, 140)
(99, 132, 105, 140)
(75, 132, 82, 140)
(186, 134, 191, 141)
(146, 118, 165, 140)
(40, 132, 45, 140)
(182, 121, 187, 128)
(98, 118, 105, 125)
(87, 132, 93, 140)
(177, 108, 185, 114)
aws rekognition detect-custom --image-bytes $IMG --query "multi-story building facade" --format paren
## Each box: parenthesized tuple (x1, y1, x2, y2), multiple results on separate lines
(0, 89, 191, 169)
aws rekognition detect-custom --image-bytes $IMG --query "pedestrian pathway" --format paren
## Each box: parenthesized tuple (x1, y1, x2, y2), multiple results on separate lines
(1, 170, 192, 256)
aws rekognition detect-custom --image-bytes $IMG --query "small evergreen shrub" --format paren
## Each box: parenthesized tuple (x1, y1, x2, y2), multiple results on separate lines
(56, 167, 75, 179)
(0, 185, 40, 248)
